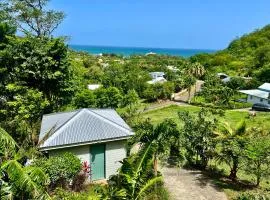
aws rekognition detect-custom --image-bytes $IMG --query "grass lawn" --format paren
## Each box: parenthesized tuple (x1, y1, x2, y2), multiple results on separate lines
(141, 104, 270, 130)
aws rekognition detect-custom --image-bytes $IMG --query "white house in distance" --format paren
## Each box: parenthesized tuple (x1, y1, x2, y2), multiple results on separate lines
(38, 109, 133, 180)
(147, 72, 167, 84)
(87, 84, 101, 90)
(239, 83, 270, 106)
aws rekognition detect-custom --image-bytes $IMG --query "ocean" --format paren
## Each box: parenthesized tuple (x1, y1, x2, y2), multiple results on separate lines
(69, 45, 216, 58)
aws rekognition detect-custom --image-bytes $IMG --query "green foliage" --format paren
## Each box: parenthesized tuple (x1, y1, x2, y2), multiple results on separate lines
(236, 191, 270, 200)
(74, 89, 96, 108)
(0, 127, 50, 199)
(52, 186, 103, 200)
(214, 120, 248, 181)
(34, 152, 82, 189)
(108, 143, 163, 200)
(122, 89, 140, 107)
(0, 127, 17, 158)
(178, 108, 219, 169)
(95, 86, 123, 108)
(0, 22, 16, 46)
(226, 77, 246, 90)
(244, 129, 270, 186)
(191, 25, 270, 81)
(200, 75, 234, 106)
(3, 0, 65, 37)
(0, 35, 74, 145)
(143, 82, 174, 102)
(256, 66, 270, 83)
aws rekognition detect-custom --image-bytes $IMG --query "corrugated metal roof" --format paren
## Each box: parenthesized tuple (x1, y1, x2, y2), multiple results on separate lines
(258, 83, 270, 92)
(39, 109, 133, 149)
(239, 89, 269, 99)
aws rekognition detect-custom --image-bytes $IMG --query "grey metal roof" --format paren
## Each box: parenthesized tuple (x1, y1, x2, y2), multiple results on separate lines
(239, 83, 270, 99)
(239, 89, 269, 99)
(258, 83, 270, 92)
(39, 109, 133, 150)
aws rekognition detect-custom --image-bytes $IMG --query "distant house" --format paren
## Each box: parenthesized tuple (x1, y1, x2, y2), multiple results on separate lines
(217, 73, 231, 83)
(145, 52, 156, 56)
(147, 72, 167, 84)
(239, 83, 270, 106)
(149, 72, 165, 79)
(38, 109, 133, 180)
(87, 84, 101, 90)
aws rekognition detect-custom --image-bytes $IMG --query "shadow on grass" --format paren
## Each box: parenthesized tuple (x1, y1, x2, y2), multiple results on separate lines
(198, 166, 256, 194)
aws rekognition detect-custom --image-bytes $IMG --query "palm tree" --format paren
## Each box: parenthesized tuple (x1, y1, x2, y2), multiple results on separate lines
(189, 62, 206, 79)
(214, 120, 248, 181)
(131, 119, 179, 176)
(0, 127, 50, 199)
(179, 75, 196, 103)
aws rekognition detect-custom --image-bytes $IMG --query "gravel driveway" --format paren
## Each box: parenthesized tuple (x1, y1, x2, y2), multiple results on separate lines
(162, 167, 228, 200)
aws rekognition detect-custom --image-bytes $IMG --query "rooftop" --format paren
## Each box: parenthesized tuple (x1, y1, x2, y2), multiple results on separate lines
(39, 109, 133, 150)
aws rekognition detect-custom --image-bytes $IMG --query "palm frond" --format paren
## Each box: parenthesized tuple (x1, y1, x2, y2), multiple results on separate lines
(134, 142, 153, 178)
(0, 180, 13, 200)
(135, 176, 163, 200)
(0, 127, 18, 156)
(235, 120, 246, 137)
(1, 160, 50, 199)
(132, 142, 154, 198)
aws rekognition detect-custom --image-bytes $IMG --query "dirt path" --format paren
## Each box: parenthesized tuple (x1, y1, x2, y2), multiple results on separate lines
(162, 167, 227, 200)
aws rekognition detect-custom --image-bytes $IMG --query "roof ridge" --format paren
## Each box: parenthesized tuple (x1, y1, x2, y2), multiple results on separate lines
(41, 109, 86, 147)
(87, 109, 132, 132)
(40, 109, 81, 144)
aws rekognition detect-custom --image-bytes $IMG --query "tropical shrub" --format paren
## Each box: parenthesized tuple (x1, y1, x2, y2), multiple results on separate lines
(214, 120, 248, 181)
(178, 109, 218, 169)
(94, 87, 123, 108)
(74, 89, 96, 108)
(122, 89, 140, 107)
(34, 152, 82, 189)
(244, 129, 270, 186)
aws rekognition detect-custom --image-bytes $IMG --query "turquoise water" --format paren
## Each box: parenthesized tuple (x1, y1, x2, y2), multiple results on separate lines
(69, 45, 216, 57)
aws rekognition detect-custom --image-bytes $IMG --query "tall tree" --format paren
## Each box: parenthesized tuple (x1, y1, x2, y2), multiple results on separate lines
(131, 119, 179, 176)
(214, 120, 248, 181)
(2, 0, 65, 37)
(178, 109, 218, 169)
(244, 128, 270, 187)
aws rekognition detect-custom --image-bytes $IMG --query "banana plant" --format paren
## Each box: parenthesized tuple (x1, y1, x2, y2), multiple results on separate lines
(0, 127, 50, 199)
(108, 142, 163, 200)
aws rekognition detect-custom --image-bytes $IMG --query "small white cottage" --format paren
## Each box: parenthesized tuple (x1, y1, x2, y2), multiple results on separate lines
(239, 83, 270, 106)
(38, 108, 133, 180)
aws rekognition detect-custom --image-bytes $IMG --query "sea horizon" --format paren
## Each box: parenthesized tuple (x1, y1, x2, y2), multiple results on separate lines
(69, 44, 217, 57)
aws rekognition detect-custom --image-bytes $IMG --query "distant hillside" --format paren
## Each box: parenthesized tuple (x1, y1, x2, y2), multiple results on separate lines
(190, 25, 270, 83)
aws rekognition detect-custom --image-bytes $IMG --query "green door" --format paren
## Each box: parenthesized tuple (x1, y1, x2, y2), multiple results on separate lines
(90, 144, 105, 180)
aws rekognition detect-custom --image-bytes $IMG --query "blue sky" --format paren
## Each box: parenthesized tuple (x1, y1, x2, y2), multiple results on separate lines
(50, 0, 270, 50)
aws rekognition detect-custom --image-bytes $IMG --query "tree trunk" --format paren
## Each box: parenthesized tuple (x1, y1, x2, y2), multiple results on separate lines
(229, 158, 238, 181)
(188, 88, 191, 103)
(256, 176, 261, 187)
(154, 154, 158, 177)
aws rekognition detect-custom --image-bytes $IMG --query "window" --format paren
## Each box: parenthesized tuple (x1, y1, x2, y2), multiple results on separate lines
(250, 95, 253, 100)
(260, 98, 263, 102)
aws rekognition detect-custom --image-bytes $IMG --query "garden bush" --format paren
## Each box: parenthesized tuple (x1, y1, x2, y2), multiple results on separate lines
(35, 152, 82, 189)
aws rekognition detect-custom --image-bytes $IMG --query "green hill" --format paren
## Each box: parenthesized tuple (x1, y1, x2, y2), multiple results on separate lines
(191, 25, 270, 83)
